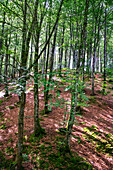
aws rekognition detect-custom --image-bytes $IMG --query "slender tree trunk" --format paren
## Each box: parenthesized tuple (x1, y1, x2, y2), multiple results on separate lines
(44, 7, 51, 114)
(82, 31, 87, 82)
(72, 53, 75, 69)
(34, 26, 41, 135)
(33, 0, 45, 136)
(68, 48, 71, 69)
(103, 7, 107, 94)
(27, 0, 64, 71)
(44, 25, 58, 114)
(29, 36, 33, 72)
(92, 17, 97, 96)
(4, 27, 11, 96)
(96, 4, 103, 73)
(96, 45, 100, 72)
(75, 21, 79, 69)
(8, 28, 11, 77)
(89, 39, 92, 77)
(72, 23, 76, 69)
(17, 0, 27, 168)
(65, 70, 79, 147)
(65, 43, 68, 68)
(11, 35, 17, 79)
(58, 43, 61, 69)
(59, 22, 65, 76)
(42, 26, 47, 74)
(44, 42, 50, 113)
(17, 0, 36, 164)
(4, 35, 9, 97)
(86, 42, 89, 74)
(65, 0, 89, 148)
(0, 11, 6, 83)
(100, 51, 103, 73)
(68, 20, 72, 69)
(34, 60, 42, 135)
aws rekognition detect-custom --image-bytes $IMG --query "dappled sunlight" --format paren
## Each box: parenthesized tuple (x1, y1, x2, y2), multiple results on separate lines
(0, 91, 5, 98)
(0, 75, 113, 169)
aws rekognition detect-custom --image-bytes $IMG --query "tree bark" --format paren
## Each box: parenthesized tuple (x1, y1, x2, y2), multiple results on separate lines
(64, 42, 68, 68)
(17, 0, 27, 168)
(59, 22, 65, 76)
(44, 25, 58, 114)
(0, 11, 6, 83)
(65, 0, 89, 147)
(42, 26, 47, 74)
(92, 16, 97, 96)
(27, 0, 64, 71)
(103, 7, 107, 94)
(68, 19, 72, 69)
(4, 34, 9, 97)
(29, 36, 33, 72)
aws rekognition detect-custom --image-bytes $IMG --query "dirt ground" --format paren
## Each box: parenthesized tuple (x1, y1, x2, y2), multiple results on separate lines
(0, 74, 113, 169)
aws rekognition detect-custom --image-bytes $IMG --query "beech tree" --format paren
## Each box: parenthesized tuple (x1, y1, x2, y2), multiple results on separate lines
(65, 0, 89, 147)
(17, 0, 64, 168)
(0, 0, 113, 168)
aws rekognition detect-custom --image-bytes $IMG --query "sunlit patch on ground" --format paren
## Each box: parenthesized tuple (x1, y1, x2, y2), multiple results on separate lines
(0, 91, 5, 98)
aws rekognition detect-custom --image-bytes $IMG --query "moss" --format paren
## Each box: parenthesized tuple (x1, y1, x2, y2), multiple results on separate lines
(0, 100, 3, 106)
(9, 106, 15, 109)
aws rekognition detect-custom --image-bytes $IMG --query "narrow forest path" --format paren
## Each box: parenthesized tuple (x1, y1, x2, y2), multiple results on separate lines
(0, 74, 113, 169)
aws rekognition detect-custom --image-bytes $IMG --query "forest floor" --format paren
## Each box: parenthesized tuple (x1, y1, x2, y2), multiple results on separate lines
(0, 72, 113, 170)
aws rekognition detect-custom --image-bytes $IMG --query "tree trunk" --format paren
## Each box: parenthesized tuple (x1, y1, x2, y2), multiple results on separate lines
(0, 11, 6, 83)
(65, 0, 89, 148)
(29, 36, 33, 72)
(4, 33, 9, 97)
(33, 20, 42, 136)
(92, 17, 97, 96)
(12, 34, 17, 79)
(17, 0, 27, 168)
(44, 25, 58, 114)
(68, 20, 72, 69)
(82, 32, 87, 82)
(59, 22, 65, 76)
(17, 90, 26, 169)
(34, 60, 42, 135)
(34, 0, 46, 135)
(86, 42, 89, 74)
(103, 7, 107, 94)
(65, 70, 79, 147)
(42, 26, 47, 74)
(65, 43, 68, 68)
